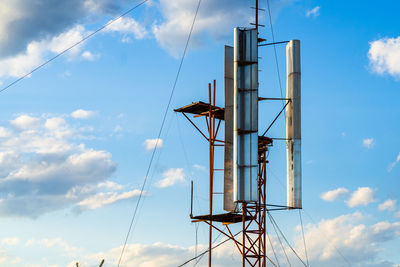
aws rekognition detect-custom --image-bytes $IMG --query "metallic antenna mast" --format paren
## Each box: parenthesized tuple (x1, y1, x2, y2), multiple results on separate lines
(174, 1, 302, 266)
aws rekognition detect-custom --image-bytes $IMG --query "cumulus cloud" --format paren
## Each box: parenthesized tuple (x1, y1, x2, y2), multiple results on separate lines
(0, 112, 137, 218)
(88, 239, 240, 267)
(156, 168, 185, 188)
(0, 127, 11, 138)
(396, 211, 400, 218)
(10, 114, 41, 129)
(105, 17, 148, 40)
(306, 6, 320, 17)
(294, 212, 400, 266)
(0, 0, 148, 80)
(0, 0, 133, 58)
(0, 0, 83, 58)
(71, 109, 96, 119)
(347, 187, 377, 208)
(24, 237, 81, 259)
(193, 164, 206, 171)
(81, 51, 99, 61)
(378, 199, 397, 211)
(153, 0, 255, 57)
(388, 152, 400, 172)
(152, 0, 294, 56)
(0, 252, 19, 266)
(143, 138, 163, 151)
(363, 138, 375, 148)
(81, 213, 400, 267)
(0, 25, 91, 79)
(321, 187, 350, 202)
(368, 36, 400, 79)
(1, 238, 19, 246)
(76, 189, 142, 211)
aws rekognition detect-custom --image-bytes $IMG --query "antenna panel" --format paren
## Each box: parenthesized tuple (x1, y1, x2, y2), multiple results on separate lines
(286, 40, 302, 208)
(233, 28, 259, 203)
(224, 45, 235, 212)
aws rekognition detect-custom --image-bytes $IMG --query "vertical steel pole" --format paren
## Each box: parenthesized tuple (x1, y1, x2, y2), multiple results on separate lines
(208, 82, 213, 267)
(260, 154, 262, 267)
(263, 151, 267, 267)
(191, 181, 194, 218)
(255, 0, 259, 30)
(242, 203, 246, 267)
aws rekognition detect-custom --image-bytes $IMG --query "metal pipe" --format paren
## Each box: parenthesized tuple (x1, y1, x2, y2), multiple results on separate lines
(207, 83, 214, 267)
(263, 152, 267, 267)
(190, 181, 193, 218)
(182, 113, 209, 141)
(258, 40, 290, 47)
(258, 97, 291, 101)
(242, 203, 246, 267)
(255, 0, 258, 30)
(226, 225, 244, 255)
(262, 100, 290, 137)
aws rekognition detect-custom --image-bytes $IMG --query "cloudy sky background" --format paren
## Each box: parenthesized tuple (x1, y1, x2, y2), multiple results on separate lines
(0, 0, 400, 266)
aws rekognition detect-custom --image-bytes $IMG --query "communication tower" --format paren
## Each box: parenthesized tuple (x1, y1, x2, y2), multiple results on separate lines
(174, 1, 302, 266)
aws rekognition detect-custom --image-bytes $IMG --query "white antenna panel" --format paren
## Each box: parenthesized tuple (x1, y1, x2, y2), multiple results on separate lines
(286, 40, 302, 208)
(233, 28, 259, 203)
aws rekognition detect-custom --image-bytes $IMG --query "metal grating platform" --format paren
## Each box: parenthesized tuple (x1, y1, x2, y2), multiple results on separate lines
(191, 212, 252, 223)
(174, 101, 225, 120)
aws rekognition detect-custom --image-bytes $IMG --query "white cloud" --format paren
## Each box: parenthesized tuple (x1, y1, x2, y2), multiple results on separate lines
(0, 0, 132, 58)
(98, 181, 124, 191)
(396, 211, 400, 218)
(25, 237, 80, 256)
(294, 212, 400, 266)
(10, 115, 40, 130)
(81, 51, 99, 61)
(0, 127, 11, 138)
(143, 138, 163, 151)
(388, 152, 400, 172)
(378, 199, 396, 211)
(46, 25, 87, 56)
(363, 138, 375, 148)
(0, 252, 20, 266)
(321, 187, 350, 202)
(0, 25, 88, 79)
(347, 187, 377, 208)
(105, 17, 148, 40)
(193, 164, 206, 171)
(4, 149, 115, 183)
(0, 0, 140, 80)
(1, 238, 19, 246)
(45, 117, 66, 130)
(71, 109, 96, 119)
(306, 6, 320, 17)
(153, 0, 255, 57)
(156, 168, 185, 188)
(368, 36, 400, 79)
(76, 189, 142, 211)
(0, 112, 140, 218)
(113, 125, 123, 133)
(85, 214, 400, 267)
(88, 239, 239, 267)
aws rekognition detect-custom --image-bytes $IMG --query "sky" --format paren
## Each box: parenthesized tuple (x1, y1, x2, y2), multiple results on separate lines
(0, 0, 400, 266)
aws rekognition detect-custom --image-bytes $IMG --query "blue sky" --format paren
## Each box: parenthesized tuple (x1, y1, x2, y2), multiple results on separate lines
(0, 0, 400, 266)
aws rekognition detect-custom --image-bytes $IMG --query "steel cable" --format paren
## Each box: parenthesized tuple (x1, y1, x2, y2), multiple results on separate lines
(116, 0, 203, 266)
(0, 0, 149, 94)
(268, 211, 308, 267)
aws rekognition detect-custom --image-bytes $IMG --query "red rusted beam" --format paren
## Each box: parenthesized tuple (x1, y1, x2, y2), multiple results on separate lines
(182, 113, 209, 141)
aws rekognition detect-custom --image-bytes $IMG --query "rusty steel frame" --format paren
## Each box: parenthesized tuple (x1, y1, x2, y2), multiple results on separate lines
(177, 3, 271, 266)
(182, 80, 220, 266)
(237, 148, 268, 267)
(179, 79, 270, 267)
